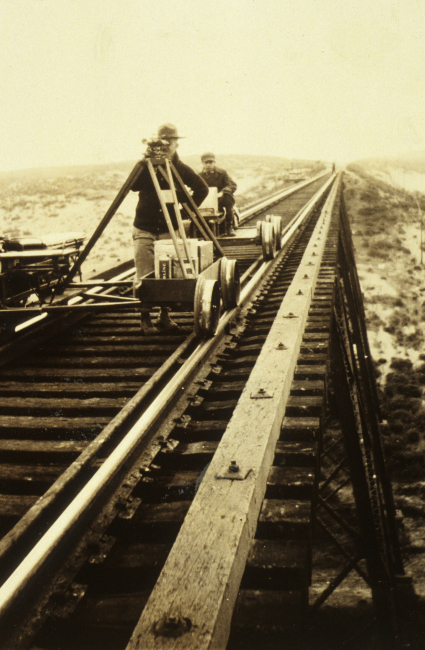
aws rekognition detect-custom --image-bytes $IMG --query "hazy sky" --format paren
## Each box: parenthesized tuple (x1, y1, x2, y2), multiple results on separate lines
(1, 0, 425, 171)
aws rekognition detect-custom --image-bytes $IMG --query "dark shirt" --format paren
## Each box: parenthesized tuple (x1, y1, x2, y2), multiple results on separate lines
(199, 166, 237, 196)
(131, 153, 209, 234)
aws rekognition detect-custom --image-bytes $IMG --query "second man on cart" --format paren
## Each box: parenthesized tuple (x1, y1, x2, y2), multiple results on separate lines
(199, 152, 237, 237)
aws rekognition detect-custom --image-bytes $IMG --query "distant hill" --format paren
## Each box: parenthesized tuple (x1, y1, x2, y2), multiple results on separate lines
(351, 153, 425, 195)
(0, 161, 136, 187)
(0, 154, 325, 187)
(356, 152, 425, 175)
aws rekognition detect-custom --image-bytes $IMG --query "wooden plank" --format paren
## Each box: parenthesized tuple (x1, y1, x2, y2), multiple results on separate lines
(274, 441, 316, 467)
(158, 442, 218, 469)
(297, 353, 328, 364)
(293, 365, 326, 379)
(113, 502, 191, 544)
(285, 395, 324, 416)
(300, 341, 328, 351)
(127, 180, 338, 649)
(242, 539, 309, 591)
(103, 543, 172, 570)
(206, 381, 246, 396)
(43, 344, 177, 356)
(0, 368, 154, 380)
(0, 396, 127, 411)
(303, 331, 330, 340)
(22, 356, 167, 368)
(280, 417, 321, 441)
(0, 495, 39, 518)
(63, 334, 190, 344)
(139, 471, 200, 500)
(0, 440, 88, 454)
(71, 592, 150, 627)
(291, 379, 325, 394)
(0, 463, 64, 482)
(0, 382, 141, 396)
(188, 400, 238, 416)
(257, 499, 312, 539)
(0, 416, 109, 435)
(266, 466, 315, 499)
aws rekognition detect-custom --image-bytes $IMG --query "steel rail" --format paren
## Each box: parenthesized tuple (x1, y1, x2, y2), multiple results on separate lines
(0, 173, 335, 621)
(239, 173, 334, 283)
(238, 169, 330, 225)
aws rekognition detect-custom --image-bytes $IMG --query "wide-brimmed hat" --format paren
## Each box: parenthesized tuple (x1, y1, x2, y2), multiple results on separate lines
(201, 152, 216, 162)
(157, 123, 185, 140)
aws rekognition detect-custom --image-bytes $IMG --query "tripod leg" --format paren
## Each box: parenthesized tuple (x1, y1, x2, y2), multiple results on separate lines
(165, 159, 196, 276)
(146, 160, 188, 279)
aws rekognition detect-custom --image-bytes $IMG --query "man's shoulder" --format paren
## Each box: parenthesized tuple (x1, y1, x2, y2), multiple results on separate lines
(214, 166, 227, 175)
(174, 154, 199, 175)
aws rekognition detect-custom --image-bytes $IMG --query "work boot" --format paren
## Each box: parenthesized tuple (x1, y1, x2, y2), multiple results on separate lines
(140, 311, 158, 335)
(157, 307, 179, 331)
(226, 225, 236, 237)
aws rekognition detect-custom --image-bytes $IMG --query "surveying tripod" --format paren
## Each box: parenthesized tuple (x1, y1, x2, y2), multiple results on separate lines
(50, 140, 240, 338)
(60, 145, 225, 290)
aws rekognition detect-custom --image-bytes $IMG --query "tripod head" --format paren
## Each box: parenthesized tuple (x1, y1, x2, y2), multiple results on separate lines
(142, 137, 171, 159)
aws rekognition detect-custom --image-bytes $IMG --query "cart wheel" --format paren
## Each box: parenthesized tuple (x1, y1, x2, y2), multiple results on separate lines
(220, 257, 241, 310)
(256, 220, 263, 245)
(271, 216, 283, 250)
(261, 221, 276, 260)
(194, 276, 221, 337)
(265, 215, 282, 249)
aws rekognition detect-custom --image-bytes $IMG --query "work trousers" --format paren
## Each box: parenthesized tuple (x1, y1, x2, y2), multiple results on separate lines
(218, 193, 235, 228)
(132, 227, 180, 309)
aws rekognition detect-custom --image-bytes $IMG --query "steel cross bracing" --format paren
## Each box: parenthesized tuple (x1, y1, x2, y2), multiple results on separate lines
(312, 190, 410, 647)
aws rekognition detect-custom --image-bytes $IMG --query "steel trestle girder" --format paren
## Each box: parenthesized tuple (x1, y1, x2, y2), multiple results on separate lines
(314, 192, 407, 647)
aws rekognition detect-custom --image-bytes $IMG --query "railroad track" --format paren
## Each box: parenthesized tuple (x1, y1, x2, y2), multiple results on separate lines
(0, 172, 360, 649)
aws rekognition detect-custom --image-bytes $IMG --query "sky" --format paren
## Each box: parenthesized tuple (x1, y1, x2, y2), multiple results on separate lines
(1, 0, 425, 172)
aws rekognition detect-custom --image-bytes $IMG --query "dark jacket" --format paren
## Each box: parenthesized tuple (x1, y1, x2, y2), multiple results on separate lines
(131, 153, 209, 234)
(199, 166, 237, 197)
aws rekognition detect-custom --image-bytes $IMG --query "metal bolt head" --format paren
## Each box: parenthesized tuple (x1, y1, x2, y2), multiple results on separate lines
(229, 461, 239, 473)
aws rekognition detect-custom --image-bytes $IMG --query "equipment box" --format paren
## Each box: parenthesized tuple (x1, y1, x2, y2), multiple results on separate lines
(172, 257, 198, 278)
(154, 239, 212, 278)
(198, 240, 213, 272)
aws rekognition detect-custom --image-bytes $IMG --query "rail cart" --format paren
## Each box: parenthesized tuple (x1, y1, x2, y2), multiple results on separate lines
(131, 155, 241, 336)
(0, 148, 241, 338)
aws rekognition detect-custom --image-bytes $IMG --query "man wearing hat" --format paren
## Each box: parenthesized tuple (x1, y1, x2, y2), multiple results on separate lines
(199, 153, 237, 237)
(131, 123, 209, 334)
